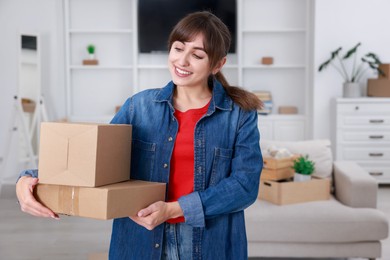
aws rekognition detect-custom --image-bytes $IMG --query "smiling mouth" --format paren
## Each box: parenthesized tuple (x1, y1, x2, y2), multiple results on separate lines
(175, 67, 192, 76)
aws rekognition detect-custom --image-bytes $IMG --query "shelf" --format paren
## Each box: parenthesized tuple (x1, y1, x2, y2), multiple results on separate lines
(69, 115, 114, 123)
(69, 29, 132, 34)
(137, 65, 168, 69)
(70, 65, 133, 70)
(243, 65, 306, 69)
(242, 28, 306, 33)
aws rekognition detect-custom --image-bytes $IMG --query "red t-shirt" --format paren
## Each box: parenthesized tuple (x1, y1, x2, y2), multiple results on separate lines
(167, 102, 209, 223)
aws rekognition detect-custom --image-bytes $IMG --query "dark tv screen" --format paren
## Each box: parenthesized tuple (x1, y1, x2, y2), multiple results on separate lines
(21, 35, 37, 50)
(138, 0, 237, 53)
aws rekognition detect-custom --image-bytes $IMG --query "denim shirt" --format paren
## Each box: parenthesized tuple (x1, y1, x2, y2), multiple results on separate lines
(20, 79, 262, 260)
(108, 79, 263, 260)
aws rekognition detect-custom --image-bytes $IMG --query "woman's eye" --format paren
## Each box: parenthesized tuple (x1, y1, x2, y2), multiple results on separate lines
(193, 54, 203, 59)
(175, 47, 183, 52)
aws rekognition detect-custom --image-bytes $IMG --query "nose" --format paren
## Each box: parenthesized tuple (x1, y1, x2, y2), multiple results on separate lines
(178, 52, 190, 67)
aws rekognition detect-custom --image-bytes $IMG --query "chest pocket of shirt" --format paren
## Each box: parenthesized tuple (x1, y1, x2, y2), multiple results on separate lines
(131, 139, 156, 181)
(210, 147, 233, 186)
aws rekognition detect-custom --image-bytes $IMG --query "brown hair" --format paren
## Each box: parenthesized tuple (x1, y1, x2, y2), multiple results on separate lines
(168, 11, 262, 111)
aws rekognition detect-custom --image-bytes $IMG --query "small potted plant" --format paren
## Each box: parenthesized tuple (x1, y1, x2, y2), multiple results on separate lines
(87, 44, 96, 60)
(318, 42, 384, 98)
(83, 44, 98, 65)
(292, 155, 315, 182)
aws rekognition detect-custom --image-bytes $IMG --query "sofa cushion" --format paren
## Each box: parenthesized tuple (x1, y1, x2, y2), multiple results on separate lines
(245, 196, 389, 243)
(261, 139, 333, 179)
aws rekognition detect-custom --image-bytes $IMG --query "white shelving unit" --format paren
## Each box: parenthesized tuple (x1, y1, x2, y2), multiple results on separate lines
(64, 0, 136, 122)
(239, 0, 311, 140)
(64, 0, 313, 141)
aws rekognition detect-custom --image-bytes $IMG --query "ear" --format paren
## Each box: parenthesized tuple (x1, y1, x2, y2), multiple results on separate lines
(212, 57, 227, 75)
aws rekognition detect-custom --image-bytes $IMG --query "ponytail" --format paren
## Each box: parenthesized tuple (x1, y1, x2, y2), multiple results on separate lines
(214, 72, 263, 111)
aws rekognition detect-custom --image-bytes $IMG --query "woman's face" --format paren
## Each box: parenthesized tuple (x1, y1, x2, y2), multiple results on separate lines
(168, 33, 213, 89)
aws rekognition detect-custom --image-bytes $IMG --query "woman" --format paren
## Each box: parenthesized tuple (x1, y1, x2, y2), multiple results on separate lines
(16, 11, 263, 259)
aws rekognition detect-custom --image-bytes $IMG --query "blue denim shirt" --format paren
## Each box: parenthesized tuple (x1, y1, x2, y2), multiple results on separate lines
(108, 79, 263, 259)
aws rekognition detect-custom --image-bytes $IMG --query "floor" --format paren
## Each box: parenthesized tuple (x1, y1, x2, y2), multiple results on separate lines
(0, 184, 389, 260)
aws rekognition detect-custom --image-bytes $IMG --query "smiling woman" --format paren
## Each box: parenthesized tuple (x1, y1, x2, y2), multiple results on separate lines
(16, 11, 263, 260)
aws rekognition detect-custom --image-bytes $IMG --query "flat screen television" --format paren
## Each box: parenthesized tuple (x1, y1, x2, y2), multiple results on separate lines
(138, 0, 237, 53)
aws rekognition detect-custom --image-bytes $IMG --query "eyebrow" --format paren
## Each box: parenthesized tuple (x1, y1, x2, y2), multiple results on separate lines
(179, 41, 206, 52)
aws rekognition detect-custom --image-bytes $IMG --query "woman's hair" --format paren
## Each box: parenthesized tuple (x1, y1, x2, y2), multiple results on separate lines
(168, 11, 262, 111)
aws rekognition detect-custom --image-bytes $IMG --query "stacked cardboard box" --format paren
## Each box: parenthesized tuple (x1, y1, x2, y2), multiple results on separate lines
(367, 63, 390, 97)
(35, 122, 166, 220)
(261, 156, 296, 181)
(259, 155, 331, 205)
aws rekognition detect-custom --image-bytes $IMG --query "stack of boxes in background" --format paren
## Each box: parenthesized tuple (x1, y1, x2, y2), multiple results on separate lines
(34, 122, 166, 220)
(367, 63, 390, 97)
(258, 155, 331, 205)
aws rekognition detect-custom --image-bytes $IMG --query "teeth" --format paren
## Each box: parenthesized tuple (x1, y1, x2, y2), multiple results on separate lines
(176, 67, 191, 75)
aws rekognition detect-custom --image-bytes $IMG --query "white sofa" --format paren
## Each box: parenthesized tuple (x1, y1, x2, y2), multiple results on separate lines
(245, 140, 389, 259)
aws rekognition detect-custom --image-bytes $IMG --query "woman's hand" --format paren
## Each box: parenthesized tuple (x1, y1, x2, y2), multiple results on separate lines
(129, 201, 183, 230)
(16, 176, 59, 219)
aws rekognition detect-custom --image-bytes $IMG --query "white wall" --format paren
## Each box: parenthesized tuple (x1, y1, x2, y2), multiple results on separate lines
(0, 0, 65, 183)
(313, 0, 390, 140)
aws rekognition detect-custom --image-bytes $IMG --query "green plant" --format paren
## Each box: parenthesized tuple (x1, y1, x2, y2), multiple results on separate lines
(87, 44, 95, 54)
(318, 42, 384, 83)
(292, 155, 315, 175)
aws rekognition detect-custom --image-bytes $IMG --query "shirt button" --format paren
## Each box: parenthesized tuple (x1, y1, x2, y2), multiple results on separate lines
(155, 243, 160, 248)
(168, 137, 173, 142)
(163, 163, 168, 168)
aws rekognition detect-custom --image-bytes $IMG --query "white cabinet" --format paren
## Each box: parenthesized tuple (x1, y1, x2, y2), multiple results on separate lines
(335, 98, 390, 184)
(64, 0, 312, 140)
(258, 115, 305, 141)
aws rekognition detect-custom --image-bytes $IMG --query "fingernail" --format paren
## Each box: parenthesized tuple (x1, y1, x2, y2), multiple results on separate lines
(138, 211, 143, 217)
(51, 215, 60, 220)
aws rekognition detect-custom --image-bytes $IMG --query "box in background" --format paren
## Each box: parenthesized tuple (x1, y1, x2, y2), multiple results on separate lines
(34, 180, 166, 220)
(261, 167, 294, 181)
(278, 106, 298, 114)
(261, 57, 274, 65)
(379, 64, 390, 79)
(38, 122, 132, 187)
(367, 79, 390, 97)
(258, 178, 331, 205)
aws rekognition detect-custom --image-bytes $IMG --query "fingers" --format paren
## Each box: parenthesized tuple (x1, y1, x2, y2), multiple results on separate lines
(16, 176, 59, 220)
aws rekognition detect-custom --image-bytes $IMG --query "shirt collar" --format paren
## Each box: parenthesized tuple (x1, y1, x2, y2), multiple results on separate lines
(153, 79, 233, 113)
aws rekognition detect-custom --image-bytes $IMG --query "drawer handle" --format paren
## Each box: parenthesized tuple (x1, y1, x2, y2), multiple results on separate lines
(369, 135, 384, 139)
(369, 153, 384, 157)
(369, 119, 384, 124)
(369, 172, 383, 176)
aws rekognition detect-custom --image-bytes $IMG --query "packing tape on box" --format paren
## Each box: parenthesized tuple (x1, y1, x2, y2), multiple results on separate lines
(58, 186, 79, 216)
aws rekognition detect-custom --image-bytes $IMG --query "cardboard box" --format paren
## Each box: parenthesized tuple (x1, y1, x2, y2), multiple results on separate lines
(379, 64, 390, 79)
(34, 180, 166, 220)
(38, 122, 132, 187)
(260, 167, 294, 181)
(88, 252, 108, 260)
(263, 156, 297, 169)
(278, 106, 298, 114)
(261, 57, 274, 65)
(258, 178, 331, 205)
(367, 79, 390, 97)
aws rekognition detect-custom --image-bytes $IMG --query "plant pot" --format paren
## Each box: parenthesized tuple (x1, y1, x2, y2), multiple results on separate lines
(89, 53, 95, 60)
(294, 173, 311, 182)
(343, 82, 361, 98)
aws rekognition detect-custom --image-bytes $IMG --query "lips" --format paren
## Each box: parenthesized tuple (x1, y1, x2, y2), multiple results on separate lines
(175, 67, 192, 76)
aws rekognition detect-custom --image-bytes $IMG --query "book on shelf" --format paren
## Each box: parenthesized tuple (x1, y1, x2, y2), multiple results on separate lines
(253, 91, 273, 115)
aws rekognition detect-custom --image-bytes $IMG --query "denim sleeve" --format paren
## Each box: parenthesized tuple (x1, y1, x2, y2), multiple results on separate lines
(179, 110, 263, 227)
(110, 97, 133, 124)
(17, 169, 38, 183)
